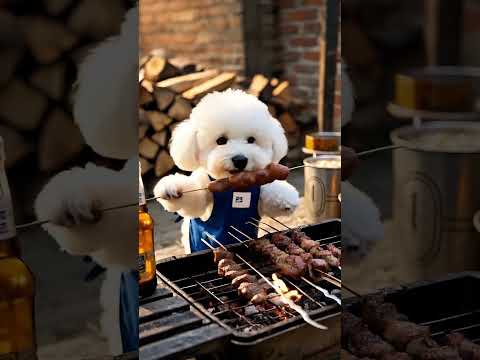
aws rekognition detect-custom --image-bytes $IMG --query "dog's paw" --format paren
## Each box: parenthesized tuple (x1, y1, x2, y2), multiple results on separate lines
(58, 194, 103, 227)
(154, 175, 184, 201)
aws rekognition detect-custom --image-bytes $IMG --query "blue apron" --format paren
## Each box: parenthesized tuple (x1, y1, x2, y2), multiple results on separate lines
(189, 184, 261, 252)
(119, 271, 139, 353)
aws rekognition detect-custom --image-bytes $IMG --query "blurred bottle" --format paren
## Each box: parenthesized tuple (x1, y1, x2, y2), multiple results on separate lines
(138, 163, 157, 297)
(0, 138, 37, 359)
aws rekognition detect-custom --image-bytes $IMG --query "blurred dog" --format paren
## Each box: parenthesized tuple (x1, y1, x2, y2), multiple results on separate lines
(341, 64, 384, 263)
(154, 89, 300, 253)
(34, 8, 137, 355)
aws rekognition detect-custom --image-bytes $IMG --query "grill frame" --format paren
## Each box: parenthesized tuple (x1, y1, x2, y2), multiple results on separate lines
(344, 271, 480, 344)
(156, 219, 342, 345)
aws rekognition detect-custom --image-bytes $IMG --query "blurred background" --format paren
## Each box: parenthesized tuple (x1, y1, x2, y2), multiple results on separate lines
(1, 1, 133, 358)
(342, 0, 480, 291)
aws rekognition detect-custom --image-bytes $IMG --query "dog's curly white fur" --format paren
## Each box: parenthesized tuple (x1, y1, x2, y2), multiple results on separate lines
(34, 8, 137, 356)
(341, 63, 384, 264)
(154, 89, 300, 253)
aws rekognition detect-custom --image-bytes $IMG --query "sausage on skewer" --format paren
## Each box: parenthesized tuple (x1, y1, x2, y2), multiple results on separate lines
(208, 163, 290, 192)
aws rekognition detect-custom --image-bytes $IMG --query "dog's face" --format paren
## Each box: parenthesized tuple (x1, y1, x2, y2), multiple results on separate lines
(170, 89, 288, 179)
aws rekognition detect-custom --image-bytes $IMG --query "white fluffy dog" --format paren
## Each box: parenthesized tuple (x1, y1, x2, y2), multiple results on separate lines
(341, 65, 384, 263)
(155, 89, 300, 253)
(34, 8, 137, 355)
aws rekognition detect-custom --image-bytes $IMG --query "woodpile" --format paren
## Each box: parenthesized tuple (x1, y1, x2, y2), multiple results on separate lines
(0, 1, 129, 172)
(139, 55, 302, 178)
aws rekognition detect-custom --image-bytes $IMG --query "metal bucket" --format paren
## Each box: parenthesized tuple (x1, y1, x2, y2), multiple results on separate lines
(390, 121, 480, 279)
(303, 155, 341, 224)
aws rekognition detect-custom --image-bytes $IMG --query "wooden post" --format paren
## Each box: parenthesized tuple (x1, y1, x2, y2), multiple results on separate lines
(424, 0, 464, 65)
(318, 0, 340, 131)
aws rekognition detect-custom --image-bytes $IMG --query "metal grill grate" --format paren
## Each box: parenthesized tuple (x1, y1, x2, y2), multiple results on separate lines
(157, 220, 342, 340)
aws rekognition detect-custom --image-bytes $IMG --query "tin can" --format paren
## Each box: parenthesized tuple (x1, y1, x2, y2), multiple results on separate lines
(303, 155, 341, 224)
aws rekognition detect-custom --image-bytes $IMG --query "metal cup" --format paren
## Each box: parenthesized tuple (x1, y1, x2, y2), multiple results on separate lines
(303, 155, 341, 224)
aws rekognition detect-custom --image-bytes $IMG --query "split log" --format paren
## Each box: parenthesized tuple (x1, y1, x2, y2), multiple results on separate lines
(0, 125, 32, 169)
(155, 150, 175, 178)
(278, 112, 299, 134)
(139, 85, 154, 107)
(139, 137, 159, 160)
(156, 69, 219, 93)
(21, 16, 77, 64)
(38, 108, 85, 172)
(30, 62, 67, 101)
(0, 80, 48, 131)
(151, 131, 168, 147)
(138, 109, 150, 125)
(182, 72, 236, 101)
(146, 112, 173, 132)
(248, 74, 269, 97)
(43, 0, 75, 16)
(140, 157, 152, 175)
(139, 55, 151, 69)
(271, 81, 292, 108)
(67, 0, 125, 40)
(167, 97, 192, 121)
(139, 124, 148, 140)
(267, 104, 277, 117)
(153, 87, 175, 111)
(141, 80, 154, 93)
(144, 56, 179, 83)
(0, 47, 23, 88)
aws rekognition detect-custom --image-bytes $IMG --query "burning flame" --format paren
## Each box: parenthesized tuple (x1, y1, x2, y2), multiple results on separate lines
(271, 273, 302, 304)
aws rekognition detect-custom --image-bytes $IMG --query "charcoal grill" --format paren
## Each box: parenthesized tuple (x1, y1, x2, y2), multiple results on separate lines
(344, 272, 480, 349)
(140, 219, 342, 360)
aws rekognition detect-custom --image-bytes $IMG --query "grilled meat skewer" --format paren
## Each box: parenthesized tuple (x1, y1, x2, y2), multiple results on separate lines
(446, 333, 480, 360)
(269, 233, 330, 273)
(249, 238, 307, 277)
(406, 337, 461, 360)
(213, 248, 274, 305)
(361, 295, 430, 350)
(343, 312, 396, 359)
(283, 231, 341, 267)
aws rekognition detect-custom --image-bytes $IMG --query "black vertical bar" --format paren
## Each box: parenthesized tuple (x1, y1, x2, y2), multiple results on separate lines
(322, 0, 340, 131)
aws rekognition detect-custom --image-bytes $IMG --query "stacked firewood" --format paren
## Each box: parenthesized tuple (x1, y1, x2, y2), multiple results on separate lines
(0, 0, 129, 172)
(139, 54, 302, 178)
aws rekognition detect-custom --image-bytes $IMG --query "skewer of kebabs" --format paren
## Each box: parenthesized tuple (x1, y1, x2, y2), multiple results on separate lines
(251, 218, 341, 268)
(213, 247, 301, 306)
(213, 247, 271, 304)
(343, 294, 475, 360)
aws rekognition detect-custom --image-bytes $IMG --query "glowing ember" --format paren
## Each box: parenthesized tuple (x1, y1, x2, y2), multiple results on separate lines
(271, 273, 302, 304)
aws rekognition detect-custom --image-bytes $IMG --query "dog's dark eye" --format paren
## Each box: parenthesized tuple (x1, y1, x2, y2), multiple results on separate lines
(247, 136, 256, 144)
(216, 136, 228, 145)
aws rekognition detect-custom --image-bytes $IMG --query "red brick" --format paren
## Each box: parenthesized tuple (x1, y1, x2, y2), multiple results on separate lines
(294, 64, 318, 74)
(285, 9, 318, 22)
(289, 36, 319, 47)
(278, 0, 296, 8)
(303, 0, 325, 6)
(280, 24, 300, 35)
(304, 22, 322, 34)
(283, 51, 301, 62)
(303, 51, 320, 61)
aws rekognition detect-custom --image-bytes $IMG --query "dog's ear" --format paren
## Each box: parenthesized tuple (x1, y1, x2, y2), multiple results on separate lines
(270, 116, 289, 163)
(169, 119, 199, 171)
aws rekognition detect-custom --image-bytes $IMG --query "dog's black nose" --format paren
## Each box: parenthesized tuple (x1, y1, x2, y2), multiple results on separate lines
(232, 155, 248, 170)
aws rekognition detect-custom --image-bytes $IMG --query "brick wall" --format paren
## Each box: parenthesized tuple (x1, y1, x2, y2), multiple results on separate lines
(276, 0, 325, 123)
(139, 0, 245, 73)
(140, 0, 328, 124)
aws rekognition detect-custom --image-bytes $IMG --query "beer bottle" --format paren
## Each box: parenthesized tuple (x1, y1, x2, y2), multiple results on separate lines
(138, 163, 157, 297)
(0, 138, 37, 359)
